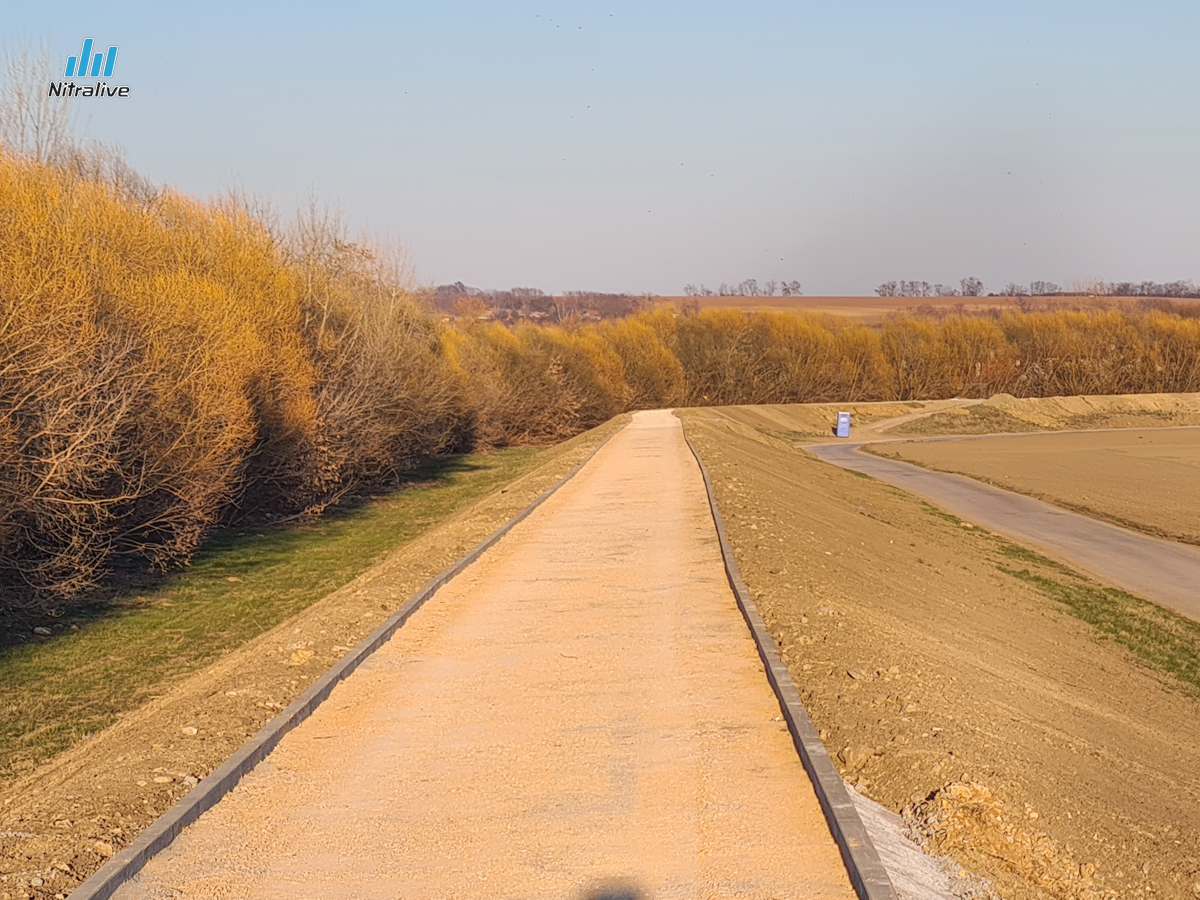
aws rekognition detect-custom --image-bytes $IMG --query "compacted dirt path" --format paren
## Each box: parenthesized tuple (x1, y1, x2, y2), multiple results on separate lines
(809, 442, 1200, 622)
(113, 410, 853, 900)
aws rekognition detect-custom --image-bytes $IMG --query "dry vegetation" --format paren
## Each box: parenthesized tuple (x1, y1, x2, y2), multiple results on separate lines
(6, 145, 1200, 619)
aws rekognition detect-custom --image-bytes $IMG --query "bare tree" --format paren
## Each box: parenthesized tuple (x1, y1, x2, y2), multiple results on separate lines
(876, 281, 899, 297)
(781, 280, 802, 296)
(960, 277, 984, 297)
(763, 279, 778, 297)
(1003, 282, 1030, 296)
(0, 44, 77, 162)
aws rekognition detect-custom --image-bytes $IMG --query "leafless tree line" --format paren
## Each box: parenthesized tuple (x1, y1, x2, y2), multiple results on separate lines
(682, 279, 803, 297)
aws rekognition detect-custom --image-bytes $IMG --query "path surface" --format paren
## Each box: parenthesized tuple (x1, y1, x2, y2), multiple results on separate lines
(114, 411, 854, 900)
(809, 442, 1200, 622)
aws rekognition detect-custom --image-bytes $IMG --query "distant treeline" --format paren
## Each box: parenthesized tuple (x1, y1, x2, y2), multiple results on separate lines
(429, 283, 654, 321)
(876, 278, 1200, 299)
(682, 279, 804, 297)
(5, 147, 1200, 615)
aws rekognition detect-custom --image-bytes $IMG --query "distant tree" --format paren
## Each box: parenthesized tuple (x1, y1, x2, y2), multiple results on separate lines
(1003, 283, 1029, 296)
(718, 282, 734, 296)
(933, 284, 960, 297)
(960, 277, 984, 297)
(738, 278, 759, 296)
(0, 45, 78, 163)
(876, 281, 899, 297)
(764, 279, 778, 297)
(1029, 281, 1061, 296)
(683, 284, 699, 296)
(551, 294, 583, 321)
(452, 296, 490, 319)
(898, 280, 933, 298)
(781, 280, 803, 296)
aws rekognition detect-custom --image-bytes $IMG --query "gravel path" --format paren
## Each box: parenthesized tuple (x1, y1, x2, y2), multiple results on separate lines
(809, 442, 1200, 622)
(113, 410, 853, 900)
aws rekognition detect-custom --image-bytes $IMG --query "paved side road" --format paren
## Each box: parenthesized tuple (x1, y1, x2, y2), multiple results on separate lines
(809, 443, 1200, 623)
(114, 411, 854, 900)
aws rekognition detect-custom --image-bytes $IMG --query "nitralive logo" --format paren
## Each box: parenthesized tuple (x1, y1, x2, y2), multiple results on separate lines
(47, 38, 129, 98)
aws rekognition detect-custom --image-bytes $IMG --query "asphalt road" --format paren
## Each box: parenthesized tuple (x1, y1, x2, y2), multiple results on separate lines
(809, 442, 1200, 623)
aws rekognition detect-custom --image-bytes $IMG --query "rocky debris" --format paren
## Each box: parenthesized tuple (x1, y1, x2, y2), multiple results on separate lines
(288, 648, 314, 665)
(837, 745, 875, 772)
(905, 782, 1114, 900)
(32, 627, 51, 636)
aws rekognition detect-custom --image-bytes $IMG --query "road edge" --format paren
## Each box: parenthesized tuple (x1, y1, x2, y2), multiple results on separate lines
(69, 424, 623, 900)
(680, 419, 900, 900)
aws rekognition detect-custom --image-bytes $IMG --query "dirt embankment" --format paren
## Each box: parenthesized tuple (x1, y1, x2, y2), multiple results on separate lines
(0, 417, 627, 899)
(872, 428, 1200, 548)
(708, 393, 1200, 444)
(679, 409, 1200, 900)
(701, 401, 946, 440)
(889, 393, 1200, 436)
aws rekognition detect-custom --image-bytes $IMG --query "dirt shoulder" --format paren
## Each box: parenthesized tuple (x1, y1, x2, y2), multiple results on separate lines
(0, 416, 628, 897)
(869, 428, 1200, 548)
(678, 409, 1200, 900)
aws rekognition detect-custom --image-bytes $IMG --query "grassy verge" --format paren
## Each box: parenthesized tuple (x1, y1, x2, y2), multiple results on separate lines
(0, 448, 542, 777)
(991, 541, 1200, 695)
(908, 496, 1200, 695)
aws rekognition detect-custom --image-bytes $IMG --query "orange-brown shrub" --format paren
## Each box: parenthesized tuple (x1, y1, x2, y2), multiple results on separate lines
(598, 312, 685, 409)
(7, 145, 1200, 614)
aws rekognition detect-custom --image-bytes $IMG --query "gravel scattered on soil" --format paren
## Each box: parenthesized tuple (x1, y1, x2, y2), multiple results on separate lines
(679, 408, 1200, 900)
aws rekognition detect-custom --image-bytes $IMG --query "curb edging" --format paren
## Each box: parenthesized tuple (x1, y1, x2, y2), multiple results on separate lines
(69, 428, 619, 900)
(681, 424, 899, 900)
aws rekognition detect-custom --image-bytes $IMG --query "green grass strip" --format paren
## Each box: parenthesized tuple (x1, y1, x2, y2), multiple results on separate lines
(0, 448, 542, 777)
(998, 564, 1200, 694)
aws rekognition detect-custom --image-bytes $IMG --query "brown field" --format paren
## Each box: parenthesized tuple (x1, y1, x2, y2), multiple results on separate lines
(875, 428, 1200, 547)
(706, 392, 1200, 443)
(659, 295, 1200, 324)
(679, 407, 1200, 900)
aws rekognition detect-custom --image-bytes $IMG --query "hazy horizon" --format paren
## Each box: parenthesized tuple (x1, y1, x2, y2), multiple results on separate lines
(6, 1, 1199, 295)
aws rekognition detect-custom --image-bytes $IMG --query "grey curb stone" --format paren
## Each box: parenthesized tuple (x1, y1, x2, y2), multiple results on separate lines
(69, 430, 617, 900)
(682, 425, 900, 900)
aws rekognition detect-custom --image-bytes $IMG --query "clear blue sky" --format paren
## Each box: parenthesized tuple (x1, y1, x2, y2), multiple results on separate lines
(5, 1, 1200, 294)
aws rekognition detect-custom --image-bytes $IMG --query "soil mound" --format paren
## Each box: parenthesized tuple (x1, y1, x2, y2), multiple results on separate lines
(906, 783, 1110, 900)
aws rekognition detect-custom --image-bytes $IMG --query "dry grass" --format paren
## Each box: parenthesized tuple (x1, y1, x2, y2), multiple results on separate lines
(0, 447, 541, 777)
